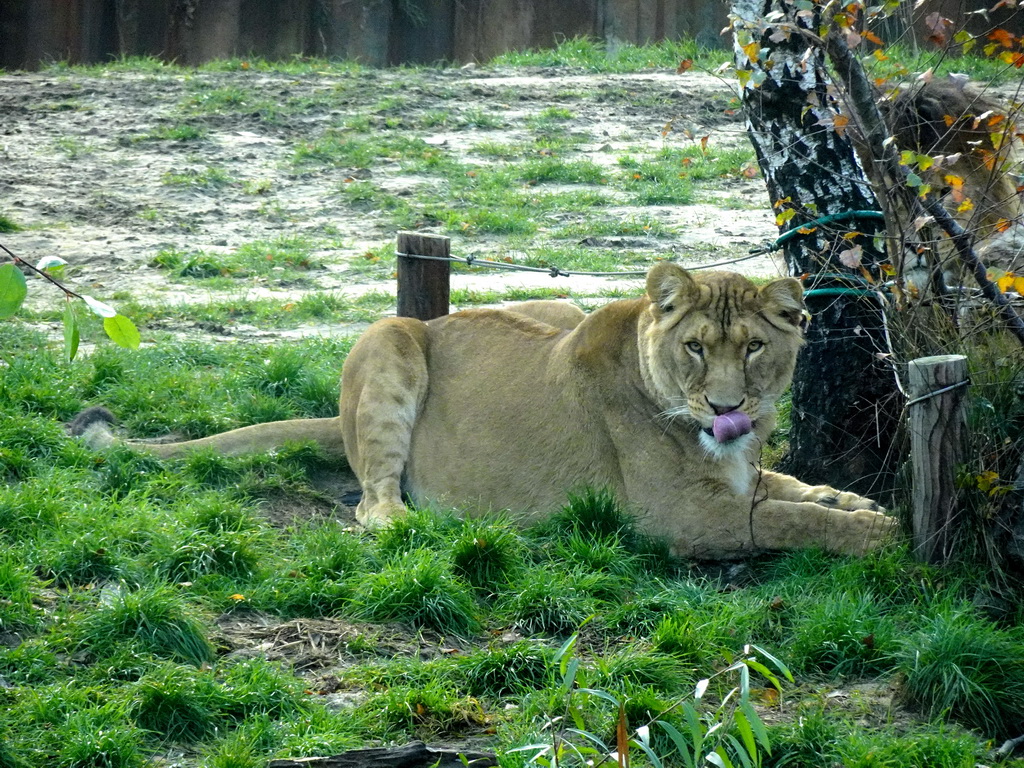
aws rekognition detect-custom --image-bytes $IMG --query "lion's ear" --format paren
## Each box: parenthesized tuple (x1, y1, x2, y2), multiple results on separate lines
(759, 278, 806, 330)
(646, 262, 696, 315)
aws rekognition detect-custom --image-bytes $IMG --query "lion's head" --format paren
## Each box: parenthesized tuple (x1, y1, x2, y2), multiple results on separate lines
(639, 263, 806, 457)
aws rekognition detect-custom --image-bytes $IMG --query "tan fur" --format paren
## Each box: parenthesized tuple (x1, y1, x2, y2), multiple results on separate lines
(81, 265, 895, 558)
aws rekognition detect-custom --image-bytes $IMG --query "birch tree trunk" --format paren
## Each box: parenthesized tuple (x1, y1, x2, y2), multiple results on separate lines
(730, 0, 901, 497)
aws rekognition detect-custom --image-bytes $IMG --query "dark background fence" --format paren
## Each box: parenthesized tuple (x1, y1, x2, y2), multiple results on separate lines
(1, 0, 1021, 70)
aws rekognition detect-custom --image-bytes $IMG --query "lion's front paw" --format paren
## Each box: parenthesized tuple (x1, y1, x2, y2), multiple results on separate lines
(355, 499, 407, 529)
(826, 508, 898, 557)
(805, 485, 884, 513)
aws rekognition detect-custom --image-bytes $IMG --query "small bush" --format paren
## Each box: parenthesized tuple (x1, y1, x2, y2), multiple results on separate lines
(350, 549, 480, 636)
(77, 583, 214, 666)
(497, 564, 598, 636)
(57, 703, 146, 768)
(899, 609, 1024, 736)
(132, 662, 222, 742)
(218, 658, 308, 722)
(449, 516, 525, 590)
(459, 642, 553, 697)
(786, 591, 898, 677)
(0, 554, 41, 632)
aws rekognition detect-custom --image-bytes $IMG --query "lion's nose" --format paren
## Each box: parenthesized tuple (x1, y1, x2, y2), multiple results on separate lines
(708, 399, 742, 416)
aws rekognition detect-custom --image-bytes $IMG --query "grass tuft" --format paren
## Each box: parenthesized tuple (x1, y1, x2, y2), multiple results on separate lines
(77, 582, 214, 666)
(132, 662, 222, 742)
(350, 548, 480, 636)
(899, 608, 1024, 736)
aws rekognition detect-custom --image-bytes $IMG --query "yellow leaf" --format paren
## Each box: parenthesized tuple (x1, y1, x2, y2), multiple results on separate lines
(957, 198, 974, 213)
(229, 593, 246, 601)
(775, 208, 796, 226)
(997, 272, 1016, 292)
(1015, 276, 1024, 295)
(743, 41, 761, 63)
(736, 68, 752, 88)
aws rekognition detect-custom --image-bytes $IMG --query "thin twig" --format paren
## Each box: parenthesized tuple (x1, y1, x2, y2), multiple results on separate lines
(0, 241, 84, 300)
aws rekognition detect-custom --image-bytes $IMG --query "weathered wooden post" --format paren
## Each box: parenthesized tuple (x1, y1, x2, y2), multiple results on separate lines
(396, 232, 450, 321)
(908, 354, 968, 564)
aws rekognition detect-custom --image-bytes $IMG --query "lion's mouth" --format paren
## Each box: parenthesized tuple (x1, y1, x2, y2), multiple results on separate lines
(705, 411, 754, 444)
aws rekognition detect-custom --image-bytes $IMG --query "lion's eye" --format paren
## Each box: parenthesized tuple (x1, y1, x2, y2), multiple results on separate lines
(747, 340, 764, 354)
(686, 341, 703, 356)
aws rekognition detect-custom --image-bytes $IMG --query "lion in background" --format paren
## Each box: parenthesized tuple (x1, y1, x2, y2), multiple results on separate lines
(74, 263, 895, 559)
(880, 77, 1024, 280)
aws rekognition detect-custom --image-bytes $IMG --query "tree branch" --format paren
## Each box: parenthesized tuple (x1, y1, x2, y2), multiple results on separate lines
(824, 27, 1024, 346)
(0, 241, 84, 301)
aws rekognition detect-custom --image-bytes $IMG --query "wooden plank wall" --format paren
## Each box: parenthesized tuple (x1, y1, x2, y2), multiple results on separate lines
(0, 0, 1019, 70)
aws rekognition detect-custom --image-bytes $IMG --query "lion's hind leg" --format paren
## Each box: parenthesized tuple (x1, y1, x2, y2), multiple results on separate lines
(339, 318, 430, 529)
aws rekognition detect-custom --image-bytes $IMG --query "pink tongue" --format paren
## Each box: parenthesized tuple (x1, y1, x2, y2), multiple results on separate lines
(712, 411, 752, 443)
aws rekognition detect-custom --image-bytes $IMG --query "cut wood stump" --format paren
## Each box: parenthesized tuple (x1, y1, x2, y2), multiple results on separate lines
(908, 354, 968, 564)
(397, 232, 451, 321)
(268, 741, 498, 768)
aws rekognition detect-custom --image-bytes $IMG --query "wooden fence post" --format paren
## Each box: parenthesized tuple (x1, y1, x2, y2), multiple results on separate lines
(908, 354, 968, 564)
(396, 232, 451, 321)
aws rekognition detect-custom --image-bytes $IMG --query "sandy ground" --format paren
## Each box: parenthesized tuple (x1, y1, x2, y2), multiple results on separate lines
(0, 63, 786, 342)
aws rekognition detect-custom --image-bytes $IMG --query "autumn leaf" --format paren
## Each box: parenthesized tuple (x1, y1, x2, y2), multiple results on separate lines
(988, 28, 1016, 48)
(873, 50, 889, 62)
(996, 218, 1012, 233)
(957, 197, 974, 213)
(743, 41, 761, 63)
(997, 272, 1017, 292)
(839, 245, 863, 268)
(677, 59, 693, 73)
(863, 29, 884, 45)
(700, 134, 710, 152)
(833, 114, 850, 137)
(924, 12, 953, 45)
(775, 208, 796, 226)
(741, 164, 760, 178)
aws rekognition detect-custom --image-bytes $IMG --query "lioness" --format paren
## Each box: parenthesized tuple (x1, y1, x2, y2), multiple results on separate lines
(74, 263, 895, 558)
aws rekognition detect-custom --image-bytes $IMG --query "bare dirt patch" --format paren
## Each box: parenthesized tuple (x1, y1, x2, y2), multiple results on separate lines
(1, 64, 782, 342)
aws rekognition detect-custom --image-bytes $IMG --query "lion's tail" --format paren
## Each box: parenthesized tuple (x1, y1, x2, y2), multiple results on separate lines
(68, 406, 346, 460)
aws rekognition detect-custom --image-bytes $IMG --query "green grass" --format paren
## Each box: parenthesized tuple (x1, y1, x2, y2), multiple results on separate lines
(150, 236, 321, 280)
(161, 165, 233, 188)
(5, 42, 1024, 767)
(490, 36, 731, 73)
(0, 212, 20, 232)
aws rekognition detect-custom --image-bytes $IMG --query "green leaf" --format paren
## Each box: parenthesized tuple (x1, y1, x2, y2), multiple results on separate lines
(655, 719, 696, 768)
(749, 644, 794, 682)
(63, 304, 80, 361)
(103, 314, 141, 350)
(83, 294, 117, 318)
(555, 633, 578, 675)
(578, 687, 621, 706)
(744, 660, 781, 692)
(629, 737, 663, 768)
(733, 707, 757, 764)
(0, 263, 27, 318)
(905, 171, 924, 188)
(558, 657, 579, 696)
(740, 700, 771, 754)
(695, 678, 709, 700)
(36, 255, 67, 270)
(724, 735, 753, 768)
(564, 728, 610, 753)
